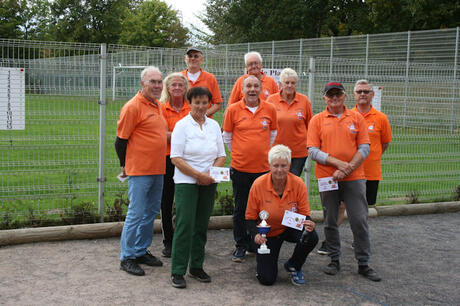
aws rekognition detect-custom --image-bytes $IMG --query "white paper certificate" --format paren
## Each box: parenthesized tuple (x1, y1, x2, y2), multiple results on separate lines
(318, 177, 338, 192)
(117, 172, 128, 183)
(210, 167, 230, 182)
(281, 210, 306, 231)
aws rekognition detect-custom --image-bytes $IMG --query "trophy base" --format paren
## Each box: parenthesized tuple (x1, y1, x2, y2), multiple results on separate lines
(258, 248, 270, 254)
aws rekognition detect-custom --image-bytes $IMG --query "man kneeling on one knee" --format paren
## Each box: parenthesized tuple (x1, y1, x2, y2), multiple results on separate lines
(245, 145, 318, 286)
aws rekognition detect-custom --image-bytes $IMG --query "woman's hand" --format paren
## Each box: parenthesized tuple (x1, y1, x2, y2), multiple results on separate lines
(303, 220, 316, 232)
(254, 233, 267, 245)
(196, 172, 215, 186)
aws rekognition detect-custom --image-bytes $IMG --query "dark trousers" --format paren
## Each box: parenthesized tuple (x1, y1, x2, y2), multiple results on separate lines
(257, 228, 319, 286)
(160, 155, 175, 246)
(366, 180, 380, 206)
(289, 157, 307, 177)
(230, 168, 267, 251)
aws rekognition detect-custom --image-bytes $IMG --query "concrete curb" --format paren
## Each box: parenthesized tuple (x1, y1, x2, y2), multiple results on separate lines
(1, 201, 459, 247)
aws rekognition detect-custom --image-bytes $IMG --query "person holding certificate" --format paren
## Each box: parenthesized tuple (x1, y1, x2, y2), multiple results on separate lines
(245, 145, 318, 286)
(169, 87, 226, 289)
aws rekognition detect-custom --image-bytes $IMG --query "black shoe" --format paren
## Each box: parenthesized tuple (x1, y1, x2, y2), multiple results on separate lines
(162, 245, 172, 258)
(324, 260, 340, 275)
(232, 247, 246, 263)
(120, 259, 145, 276)
(136, 250, 163, 266)
(358, 265, 381, 282)
(317, 241, 329, 255)
(189, 268, 211, 283)
(171, 274, 186, 288)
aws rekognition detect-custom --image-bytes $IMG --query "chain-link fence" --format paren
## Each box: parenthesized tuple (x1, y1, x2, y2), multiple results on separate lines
(1, 27, 459, 228)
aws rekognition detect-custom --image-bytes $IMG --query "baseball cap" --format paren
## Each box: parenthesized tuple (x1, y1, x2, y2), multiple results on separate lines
(185, 47, 202, 55)
(323, 82, 345, 95)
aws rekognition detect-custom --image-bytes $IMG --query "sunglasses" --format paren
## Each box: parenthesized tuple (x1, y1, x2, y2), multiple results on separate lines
(355, 90, 371, 94)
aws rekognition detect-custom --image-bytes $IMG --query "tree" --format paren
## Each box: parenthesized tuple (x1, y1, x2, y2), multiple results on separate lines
(118, 0, 189, 47)
(0, 0, 23, 38)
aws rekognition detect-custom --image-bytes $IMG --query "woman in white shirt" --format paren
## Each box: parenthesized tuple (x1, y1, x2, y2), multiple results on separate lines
(169, 87, 226, 289)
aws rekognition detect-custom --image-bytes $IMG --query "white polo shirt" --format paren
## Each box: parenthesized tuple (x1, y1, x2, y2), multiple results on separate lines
(170, 113, 226, 184)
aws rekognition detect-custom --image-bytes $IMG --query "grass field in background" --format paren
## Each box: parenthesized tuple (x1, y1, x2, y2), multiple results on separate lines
(1, 94, 459, 228)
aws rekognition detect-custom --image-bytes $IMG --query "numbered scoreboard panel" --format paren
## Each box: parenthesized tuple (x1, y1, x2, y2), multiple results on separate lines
(0, 67, 25, 130)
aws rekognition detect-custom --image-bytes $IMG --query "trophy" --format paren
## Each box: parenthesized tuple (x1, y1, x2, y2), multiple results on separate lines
(257, 210, 271, 254)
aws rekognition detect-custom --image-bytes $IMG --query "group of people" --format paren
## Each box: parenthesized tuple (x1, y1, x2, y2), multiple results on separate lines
(115, 47, 392, 289)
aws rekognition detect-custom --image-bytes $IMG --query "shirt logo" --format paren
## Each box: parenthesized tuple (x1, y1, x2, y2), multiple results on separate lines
(261, 118, 269, 130)
(368, 124, 374, 132)
(296, 110, 304, 120)
(264, 89, 269, 97)
(348, 123, 357, 133)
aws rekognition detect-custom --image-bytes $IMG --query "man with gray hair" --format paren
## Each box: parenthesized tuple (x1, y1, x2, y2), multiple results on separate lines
(307, 81, 381, 282)
(228, 51, 278, 104)
(115, 66, 166, 276)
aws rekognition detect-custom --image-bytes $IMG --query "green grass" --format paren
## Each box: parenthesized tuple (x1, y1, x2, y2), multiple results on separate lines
(1, 94, 459, 228)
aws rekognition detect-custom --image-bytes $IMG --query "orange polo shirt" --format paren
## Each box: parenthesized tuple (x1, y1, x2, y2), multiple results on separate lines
(117, 91, 167, 176)
(246, 172, 311, 237)
(181, 69, 222, 114)
(352, 105, 392, 180)
(223, 99, 277, 173)
(307, 106, 369, 181)
(228, 72, 278, 105)
(160, 100, 191, 155)
(267, 91, 313, 158)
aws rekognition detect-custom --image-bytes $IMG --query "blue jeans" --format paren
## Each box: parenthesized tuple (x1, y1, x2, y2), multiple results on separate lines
(120, 175, 164, 261)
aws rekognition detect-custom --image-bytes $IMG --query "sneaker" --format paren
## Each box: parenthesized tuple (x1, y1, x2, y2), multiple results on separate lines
(232, 247, 246, 263)
(358, 265, 381, 282)
(284, 261, 305, 286)
(162, 245, 172, 258)
(120, 259, 145, 276)
(317, 241, 329, 255)
(136, 250, 163, 266)
(324, 260, 340, 275)
(171, 274, 186, 288)
(189, 268, 211, 283)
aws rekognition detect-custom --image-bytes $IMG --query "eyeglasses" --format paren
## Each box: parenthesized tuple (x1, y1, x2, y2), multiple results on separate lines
(325, 91, 345, 98)
(187, 54, 201, 59)
(355, 90, 371, 94)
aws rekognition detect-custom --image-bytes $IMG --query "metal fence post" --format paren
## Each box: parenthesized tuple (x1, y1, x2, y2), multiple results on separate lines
(305, 57, 316, 200)
(365, 34, 369, 78)
(98, 43, 107, 222)
(298, 39, 303, 90)
(450, 27, 459, 133)
(404, 31, 411, 128)
(329, 36, 334, 80)
(225, 44, 229, 108)
(271, 40, 275, 69)
(308, 57, 316, 109)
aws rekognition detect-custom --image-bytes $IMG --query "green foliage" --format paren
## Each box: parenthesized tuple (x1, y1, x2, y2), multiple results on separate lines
(216, 189, 234, 215)
(454, 185, 460, 201)
(0, 0, 23, 38)
(63, 201, 98, 224)
(106, 192, 129, 222)
(201, 0, 460, 44)
(406, 190, 420, 204)
(118, 0, 189, 47)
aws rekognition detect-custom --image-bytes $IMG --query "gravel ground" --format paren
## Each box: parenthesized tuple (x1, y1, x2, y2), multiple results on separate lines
(0, 212, 459, 305)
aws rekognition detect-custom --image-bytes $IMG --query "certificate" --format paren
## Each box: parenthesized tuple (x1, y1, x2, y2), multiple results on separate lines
(281, 210, 306, 231)
(318, 177, 338, 192)
(210, 167, 230, 182)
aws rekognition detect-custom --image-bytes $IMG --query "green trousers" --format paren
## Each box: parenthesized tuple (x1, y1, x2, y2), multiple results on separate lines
(171, 183, 217, 275)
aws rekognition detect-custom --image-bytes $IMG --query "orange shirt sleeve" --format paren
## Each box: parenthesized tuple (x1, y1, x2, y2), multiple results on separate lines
(117, 103, 138, 140)
(222, 105, 235, 132)
(306, 115, 321, 149)
(381, 114, 392, 144)
(356, 113, 370, 146)
(246, 183, 260, 220)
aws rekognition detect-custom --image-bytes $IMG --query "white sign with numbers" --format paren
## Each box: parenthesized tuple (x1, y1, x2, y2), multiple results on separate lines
(0, 67, 25, 130)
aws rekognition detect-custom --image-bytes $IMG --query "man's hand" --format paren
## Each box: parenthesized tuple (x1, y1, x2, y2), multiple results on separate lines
(333, 169, 346, 181)
(254, 233, 267, 245)
(120, 167, 127, 178)
(303, 220, 316, 232)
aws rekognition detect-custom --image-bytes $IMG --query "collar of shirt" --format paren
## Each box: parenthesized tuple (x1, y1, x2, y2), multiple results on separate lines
(264, 172, 294, 198)
(137, 91, 159, 108)
(186, 112, 209, 127)
(278, 91, 300, 105)
(165, 100, 190, 112)
(352, 104, 376, 118)
(325, 105, 351, 118)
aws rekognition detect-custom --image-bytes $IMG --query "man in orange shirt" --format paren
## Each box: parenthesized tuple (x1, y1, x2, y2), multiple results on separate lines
(228, 51, 278, 105)
(223, 75, 278, 262)
(352, 79, 392, 206)
(181, 47, 222, 117)
(307, 82, 381, 282)
(115, 66, 166, 276)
